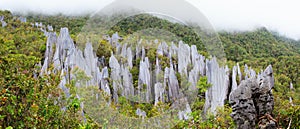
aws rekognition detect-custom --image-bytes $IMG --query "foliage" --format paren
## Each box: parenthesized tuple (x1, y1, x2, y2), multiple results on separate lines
(0, 11, 98, 128)
(96, 39, 113, 66)
(22, 12, 88, 35)
(1, 10, 300, 128)
(220, 28, 299, 62)
(110, 14, 206, 52)
(174, 77, 235, 129)
(273, 88, 300, 128)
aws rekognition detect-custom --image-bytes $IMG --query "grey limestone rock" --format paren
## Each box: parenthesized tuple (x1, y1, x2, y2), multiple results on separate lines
(229, 78, 258, 129)
(154, 82, 165, 105)
(232, 65, 238, 91)
(137, 57, 152, 103)
(229, 65, 276, 129)
(204, 57, 229, 114)
(121, 66, 134, 99)
(237, 63, 242, 83)
(18, 17, 27, 23)
(136, 108, 147, 118)
(109, 54, 121, 103)
(0, 16, 7, 27)
(167, 66, 180, 101)
(47, 25, 53, 31)
(177, 41, 191, 76)
(1, 21, 7, 27)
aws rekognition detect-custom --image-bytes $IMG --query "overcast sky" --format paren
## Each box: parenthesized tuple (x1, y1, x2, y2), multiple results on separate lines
(0, 0, 299, 40)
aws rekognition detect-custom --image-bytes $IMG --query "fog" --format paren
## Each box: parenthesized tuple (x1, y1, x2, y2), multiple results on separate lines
(0, 0, 300, 40)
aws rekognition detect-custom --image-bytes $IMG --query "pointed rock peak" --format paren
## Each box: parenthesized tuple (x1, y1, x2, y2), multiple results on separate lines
(264, 65, 273, 76)
(109, 54, 120, 70)
(47, 25, 53, 31)
(84, 43, 94, 54)
(57, 28, 75, 50)
(262, 65, 274, 90)
(290, 82, 294, 90)
(18, 17, 26, 23)
(59, 28, 71, 38)
(112, 32, 121, 42)
(136, 108, 146, 118)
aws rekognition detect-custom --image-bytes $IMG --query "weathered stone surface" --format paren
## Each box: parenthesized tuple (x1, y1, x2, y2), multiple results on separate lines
(40, 27, 116, 110)
(40, 32, 56, 75)
(121, 66, 134, 99)
(35, 22, 43, 28)
(135, 40, 142, 59)
(100, 67, 111, 95)
(204, 57, 229, 114)
(289, 82, 294, 106)
(229, 65, 276, 129)
(39, 26, 279, 124)
(0, 16, 7, 27)
(178, 41, 191, 76)
(157, 43, 164, 56)
(169, 42, 178, 60)
(138, 57, 152, 103)
(18, 17, 27, 23)
(229, 79, 257, 129)
(237, 63, 242, 83)
(256, 65, 274, 116)
(232, 65, 238, 91)
(244, 64, 256, 79)
(109, 54, 121, 103)
(47, 25, 53, 31)
(154, 82, 165, 105)
(111, 32, 121, 43)
(189, 45, 205, 91)
(161, 42, 169, 56)
(167, 66, 180, 101)
(178, 103, 192, 120)
(127, 47, 133, 69)
(141, 46, 146, 61)
(136, 108, 147, 118)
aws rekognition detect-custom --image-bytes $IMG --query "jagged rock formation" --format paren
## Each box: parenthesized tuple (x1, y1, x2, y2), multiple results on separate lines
(204, 57, 229, 114)
(39, 25, 276, 124)
(232, 65, 238, 91)
(289, 82, 294, 106)
(18, 17, 27, 23)
(0, 16, 7, 27)
(229, 65, 276, 129)
(136, 108, 147, 119)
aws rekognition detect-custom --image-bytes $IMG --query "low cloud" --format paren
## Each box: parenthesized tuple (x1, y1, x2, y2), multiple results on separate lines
(0, 0, 299, 40)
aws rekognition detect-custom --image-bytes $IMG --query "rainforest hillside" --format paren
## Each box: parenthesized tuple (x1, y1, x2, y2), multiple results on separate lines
(0, 10, 299, 128)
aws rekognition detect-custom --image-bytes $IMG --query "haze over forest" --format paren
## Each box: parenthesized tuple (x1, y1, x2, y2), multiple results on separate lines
(1, 0, 300, 40)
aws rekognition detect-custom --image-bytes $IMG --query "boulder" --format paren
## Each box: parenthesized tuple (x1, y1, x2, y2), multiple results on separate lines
(229, 65, 276, 129)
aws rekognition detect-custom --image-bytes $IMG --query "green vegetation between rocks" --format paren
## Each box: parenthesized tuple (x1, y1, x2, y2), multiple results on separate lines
(0, 10, 299, 128)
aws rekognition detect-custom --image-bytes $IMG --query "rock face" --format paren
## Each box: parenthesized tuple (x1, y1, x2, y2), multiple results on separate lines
(229, 65, 276, 129)
(38, 25, 277, 124)
(138, 57, 152, 103)
(204, 57, 229, 114)
(0, 16, 7, 27)
(231, 65, 238, 91)
(109, 54, 122, 103)
(18, 17, 27, 23)
(178, 41, 191, 76)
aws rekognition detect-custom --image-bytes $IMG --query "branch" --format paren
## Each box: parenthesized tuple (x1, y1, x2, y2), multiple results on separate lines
(287, 118, 292, 129)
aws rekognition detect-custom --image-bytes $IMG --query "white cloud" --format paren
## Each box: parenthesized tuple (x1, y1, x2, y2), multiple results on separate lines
(188, 0, 300, 40)
(0, 0, 299, 39)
